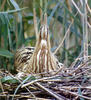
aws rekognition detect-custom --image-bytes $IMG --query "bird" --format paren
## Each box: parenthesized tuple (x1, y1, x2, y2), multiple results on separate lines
(14, 11, 64, 77)
(14, 24, 63, 77)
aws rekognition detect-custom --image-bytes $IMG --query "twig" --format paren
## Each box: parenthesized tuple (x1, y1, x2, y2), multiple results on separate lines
(74, 65, 91, 78)
(75, 55, 91, 61)
(87, 22, 91, 28)
(21, 78, 47, 88)
(71, 0, 83, 16)
(54, 10, 79, 54)
(0, 0, 6, 11)
(70, 51, 83, 68)
(0, 81, 4, 93)
(70, 60, 90, 75)
(0, 7, 28, 14)
(60, 86, 91, 90)
(44, 13, 47, 25)
(7, 73, 36, 100)
(87, 3, 91, 14)
(35, 82, 64, 100)
(22, 75, 60, 88)
(0, 94, 32, 98)
(82, 0, 88, 62)
(54, 21, 73, 54)
(44, 0, 47, 25)
(59, 88, 91, 100)
(0, 94, 50, 100)
(40, 0, 43, 25)
(33, 0, 38, 40)
(53, 65, 64, 75)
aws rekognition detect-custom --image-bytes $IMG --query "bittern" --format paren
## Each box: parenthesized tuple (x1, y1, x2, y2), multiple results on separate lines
(14, 12, 63, 77)
(14, 24, 63, 76)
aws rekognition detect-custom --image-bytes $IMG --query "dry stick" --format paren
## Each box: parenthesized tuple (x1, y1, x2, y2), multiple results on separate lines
(0, 0, 6, 11)
(53, 65, 64, 75)
(82, 0, 88, 62)
(59, 88, 91, 100)
(86, 3, 91, 28)
(87, 22, 91, 28)
(40, 8, 43, 25)
(54, 21, 73, 54)
(60, 86, 91, 90)
(35, 82, 64, 100)
(72, 0, 88, 62)
(53, 10, 79, 55)
(42, 79, 64, 82)
(44, 13, 47, 25)
(87, 73, 91, 77)
(22, 78, 47, 88)
(0, 94, 50, 100)
(54, 6, 81, 54)
(70, 51, 83, 68)
(71, 0, 83, 16)
(70, 60, 90, 75)
(22, 60, 91, 88)
(22, 73, 84, 88)
(87, 3, 91, 14)
(0, 94, 32, 98)
(70, 2, 90, 67)
(28, 98, 51, 100)
(0, 81, 4, 93)
(74, 64, 91, 79)
(33, 8, 38, 40)
(65, 0, 73, 65)
(44, 0, 47, 25)
(0, 7, 28, 14)
(22, 75, 60, 88)
(40, 0, 43, 25)
(75, 55, 91, 61)
(25, 69, 61, 76)
(8, 73, 36, 100)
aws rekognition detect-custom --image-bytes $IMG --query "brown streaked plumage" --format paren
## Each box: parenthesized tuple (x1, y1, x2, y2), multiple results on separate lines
(14, 46, 34, 73)
(14, 25, 62, 76)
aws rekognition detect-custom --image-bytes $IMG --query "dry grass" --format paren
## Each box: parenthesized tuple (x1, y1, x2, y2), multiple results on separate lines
(0, 56, 91, 100)
(0, 0, 91, 100)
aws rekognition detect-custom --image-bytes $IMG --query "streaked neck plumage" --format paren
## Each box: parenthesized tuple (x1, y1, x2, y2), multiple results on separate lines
(31, 24, 58, 75)
(35, 24, 51, 52)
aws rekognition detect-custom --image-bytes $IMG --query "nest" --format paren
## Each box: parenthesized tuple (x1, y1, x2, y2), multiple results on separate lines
(0, 58, 91, 100)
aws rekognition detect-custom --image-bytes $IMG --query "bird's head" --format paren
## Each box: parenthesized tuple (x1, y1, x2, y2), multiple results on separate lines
(37, 24, 51, 50)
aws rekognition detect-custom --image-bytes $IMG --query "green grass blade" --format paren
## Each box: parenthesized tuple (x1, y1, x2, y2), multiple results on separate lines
(0, 48, 14, 58)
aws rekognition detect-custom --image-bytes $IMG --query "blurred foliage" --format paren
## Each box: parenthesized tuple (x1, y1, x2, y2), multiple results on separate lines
(0, 0, 91, 72)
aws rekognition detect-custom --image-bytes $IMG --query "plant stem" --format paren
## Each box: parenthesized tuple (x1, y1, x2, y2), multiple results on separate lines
(82, 0, 88, 62)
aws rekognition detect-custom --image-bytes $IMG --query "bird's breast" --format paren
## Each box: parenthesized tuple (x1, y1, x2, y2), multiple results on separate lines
(35, 48, 48, 73)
